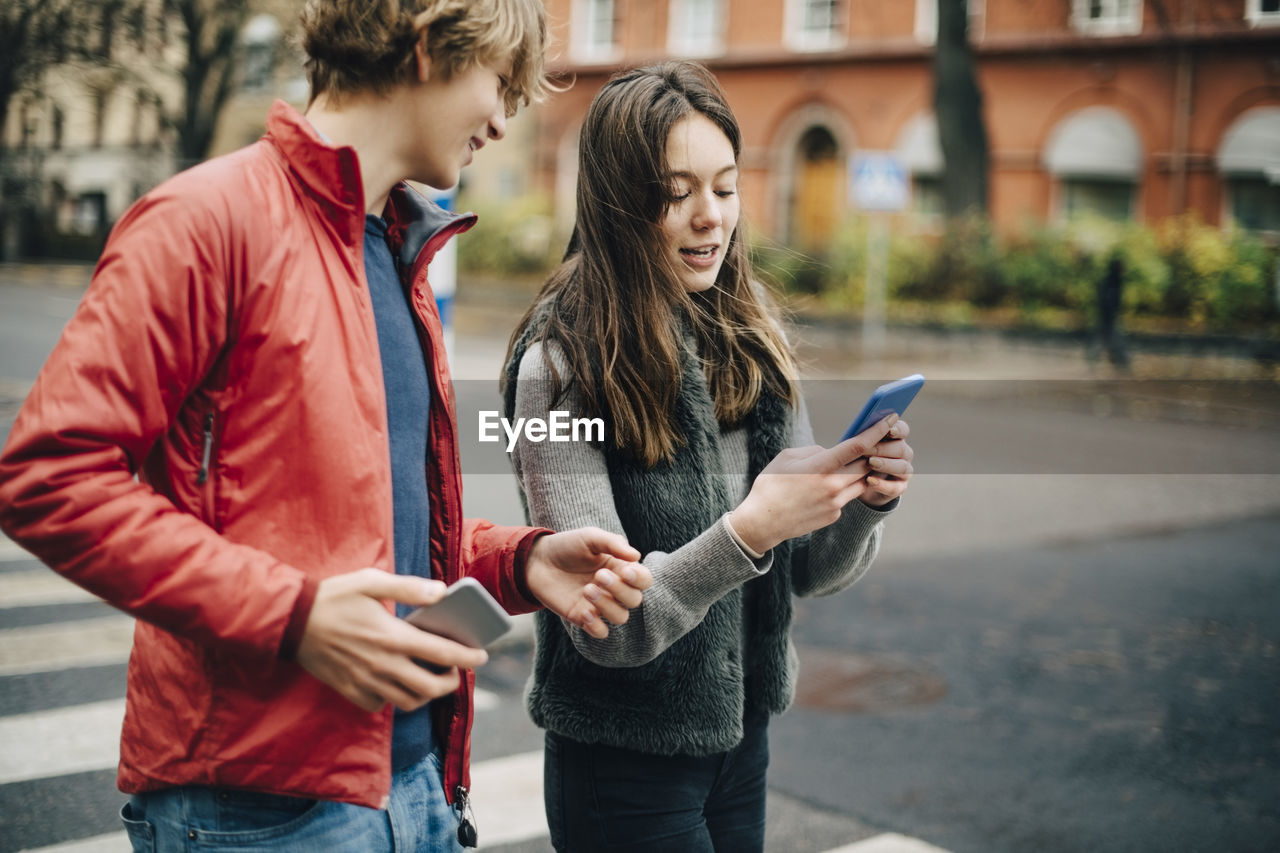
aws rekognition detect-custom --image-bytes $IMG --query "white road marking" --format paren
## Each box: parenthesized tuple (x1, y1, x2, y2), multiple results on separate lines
(1, 563, 951, 853)
(0, 616, 134, 677)
(0, 535, 32, 562)
(826, 832, 952, 852)
(0, 699, 125, 786)
(470, 750, 546, 847)
(19, 831, 127, 852)
(0, 570, 101, 608)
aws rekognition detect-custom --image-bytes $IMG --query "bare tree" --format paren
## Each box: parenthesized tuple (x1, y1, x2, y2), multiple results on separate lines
(166, 0, 251, 167)
(931, 0, 989, 218)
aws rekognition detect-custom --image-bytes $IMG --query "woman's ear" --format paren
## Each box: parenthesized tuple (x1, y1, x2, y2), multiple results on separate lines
(414, 31, 432, 83)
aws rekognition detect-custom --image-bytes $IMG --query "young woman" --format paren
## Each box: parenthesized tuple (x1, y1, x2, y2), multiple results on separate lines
(501, 61, 915, 852)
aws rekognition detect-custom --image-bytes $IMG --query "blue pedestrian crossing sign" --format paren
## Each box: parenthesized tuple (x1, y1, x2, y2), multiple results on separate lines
(850, 152, 910, 212)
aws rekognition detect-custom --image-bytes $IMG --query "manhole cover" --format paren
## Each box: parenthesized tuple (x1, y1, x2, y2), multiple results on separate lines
(795, 647, 946, 713)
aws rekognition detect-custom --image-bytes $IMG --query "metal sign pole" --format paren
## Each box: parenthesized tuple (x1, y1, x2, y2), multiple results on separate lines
(863, 213, 890, 360)
(849, 152, 909, 361)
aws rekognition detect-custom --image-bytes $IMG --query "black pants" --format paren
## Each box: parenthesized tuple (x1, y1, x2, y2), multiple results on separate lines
(543, 713, 770, 853)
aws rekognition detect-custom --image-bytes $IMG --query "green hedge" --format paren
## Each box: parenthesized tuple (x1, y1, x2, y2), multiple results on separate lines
(753, 215, 1279, 334)
(456, 193, 561, 280)
(458, 199, 1278, 334)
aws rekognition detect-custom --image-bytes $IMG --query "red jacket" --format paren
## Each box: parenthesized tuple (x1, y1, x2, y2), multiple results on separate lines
(0, 101, 546, 810)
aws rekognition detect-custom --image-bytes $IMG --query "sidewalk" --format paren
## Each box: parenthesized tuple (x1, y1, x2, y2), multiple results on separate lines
(451, 278, 1278, 383)
(3, 261, 1274, 382)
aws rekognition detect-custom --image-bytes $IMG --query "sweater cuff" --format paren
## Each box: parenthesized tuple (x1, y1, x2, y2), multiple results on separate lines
(513, 528, 554, 608)
(723, 512, 766, 560)
(278, 574, 320, 660)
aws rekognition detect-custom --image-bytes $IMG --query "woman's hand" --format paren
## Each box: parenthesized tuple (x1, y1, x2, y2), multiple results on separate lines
(730, 415, 899, 554)
(861, 418, 914, 507)
(524, 527, 653, 639)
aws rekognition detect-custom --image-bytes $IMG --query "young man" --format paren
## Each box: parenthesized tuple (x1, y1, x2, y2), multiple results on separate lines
(0, 1, 650, 850)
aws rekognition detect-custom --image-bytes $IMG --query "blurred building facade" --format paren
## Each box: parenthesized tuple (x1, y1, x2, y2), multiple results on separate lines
(0, 0, 306, 261)
(533, 0, 1280, 248)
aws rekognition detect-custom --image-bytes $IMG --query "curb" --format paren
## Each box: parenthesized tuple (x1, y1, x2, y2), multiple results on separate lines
(0, 263, 94, 290)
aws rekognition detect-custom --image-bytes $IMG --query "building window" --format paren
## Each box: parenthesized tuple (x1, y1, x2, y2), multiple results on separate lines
(915, 0, 986, 46)
(1072, 0, 1143, 36)
(668, 0, 724, 57)
(1226, 177, 1280, 233)
(787, 0, 844, 52)
(1045, 106, 1143, 222)
(896, 113, 943, 226)
(912, 175, 944, 223)
(1246, 0, 1280, 27)
(240, 14, 281, 93)
(572, 0, 620, 63)
(1062, 179, 1135, 221)
(1217, 107, 1280, 234)
(52, 106, 64, 151)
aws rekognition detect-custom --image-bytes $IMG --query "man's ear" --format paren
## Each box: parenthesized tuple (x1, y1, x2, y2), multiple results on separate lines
(414, 31, 432, 83)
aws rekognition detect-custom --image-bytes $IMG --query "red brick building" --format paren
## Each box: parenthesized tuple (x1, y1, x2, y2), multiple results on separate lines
(531, 0, 1280, 248)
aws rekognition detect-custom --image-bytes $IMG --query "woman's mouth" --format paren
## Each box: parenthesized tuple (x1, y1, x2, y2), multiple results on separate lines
(679, 245, 720, 269)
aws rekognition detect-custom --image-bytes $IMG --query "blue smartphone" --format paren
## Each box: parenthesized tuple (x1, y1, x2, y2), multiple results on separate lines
(840, 373, 925, 441)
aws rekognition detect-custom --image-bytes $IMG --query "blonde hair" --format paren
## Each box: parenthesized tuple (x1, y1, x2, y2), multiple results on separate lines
(301, 0, 551, 115)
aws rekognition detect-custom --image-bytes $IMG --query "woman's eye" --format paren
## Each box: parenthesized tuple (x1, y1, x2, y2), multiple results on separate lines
(715, 189, 737, 198)
(671, 190, 691, 201)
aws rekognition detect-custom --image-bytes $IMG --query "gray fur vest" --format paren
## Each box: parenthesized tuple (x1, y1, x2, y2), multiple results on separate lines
(502, 308, 805, 756)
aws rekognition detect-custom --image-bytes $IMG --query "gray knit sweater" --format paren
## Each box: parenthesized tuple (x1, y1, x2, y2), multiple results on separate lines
(511, 341, 893, 669)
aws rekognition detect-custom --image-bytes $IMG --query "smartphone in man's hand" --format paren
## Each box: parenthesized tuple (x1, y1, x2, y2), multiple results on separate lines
(404, 577, 513, 649)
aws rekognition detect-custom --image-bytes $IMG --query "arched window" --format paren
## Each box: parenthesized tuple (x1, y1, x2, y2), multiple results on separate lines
(1217, 106, 1280, 235)
(895, 113, 943, 225)
(1044, 106, 1143, 222)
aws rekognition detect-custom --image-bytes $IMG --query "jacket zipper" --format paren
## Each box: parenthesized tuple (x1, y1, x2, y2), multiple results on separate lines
(196, 412, 215, 485)
(196, 411, 218, 528)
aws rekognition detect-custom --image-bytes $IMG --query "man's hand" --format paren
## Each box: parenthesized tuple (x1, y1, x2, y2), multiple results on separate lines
(524, 527, 653, 639)
(295, 568, 489, 713)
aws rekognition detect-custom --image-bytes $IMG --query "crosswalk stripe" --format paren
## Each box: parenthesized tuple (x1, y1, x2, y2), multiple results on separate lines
(0, 552, 952, 853)
(0, 698, 125, 786)
(469, 750, 546, 847)
(0, 615, 134, 676)
(0, 569, 100, 608)
(826, 833, 952, 852)
(19, 831, 127, 852)
(0, 538, 31, 562)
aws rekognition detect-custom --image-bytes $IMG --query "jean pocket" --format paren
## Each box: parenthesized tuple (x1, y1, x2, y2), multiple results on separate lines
(120, 802, 155, 853)
(189, 790, 325, 847)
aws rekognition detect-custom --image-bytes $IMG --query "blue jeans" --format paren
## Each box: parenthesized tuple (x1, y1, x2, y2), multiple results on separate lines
(120, 750, 463, 853)
(544, 712, 770, 853)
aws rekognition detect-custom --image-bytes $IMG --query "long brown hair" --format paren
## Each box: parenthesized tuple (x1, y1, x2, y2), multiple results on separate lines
(505, 61, 797, 467)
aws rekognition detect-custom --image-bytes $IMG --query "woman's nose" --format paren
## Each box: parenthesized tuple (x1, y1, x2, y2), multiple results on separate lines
(691, 191, 722, 230)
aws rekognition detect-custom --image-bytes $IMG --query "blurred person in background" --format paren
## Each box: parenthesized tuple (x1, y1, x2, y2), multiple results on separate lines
(501, 61, 915, 853)
(0, 1, 651, 851)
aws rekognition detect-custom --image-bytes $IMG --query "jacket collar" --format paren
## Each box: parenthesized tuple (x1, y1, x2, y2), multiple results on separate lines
(264, 100, 476, 268)
(265, 100, 365, 247)
(385, 183, 477, 271)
